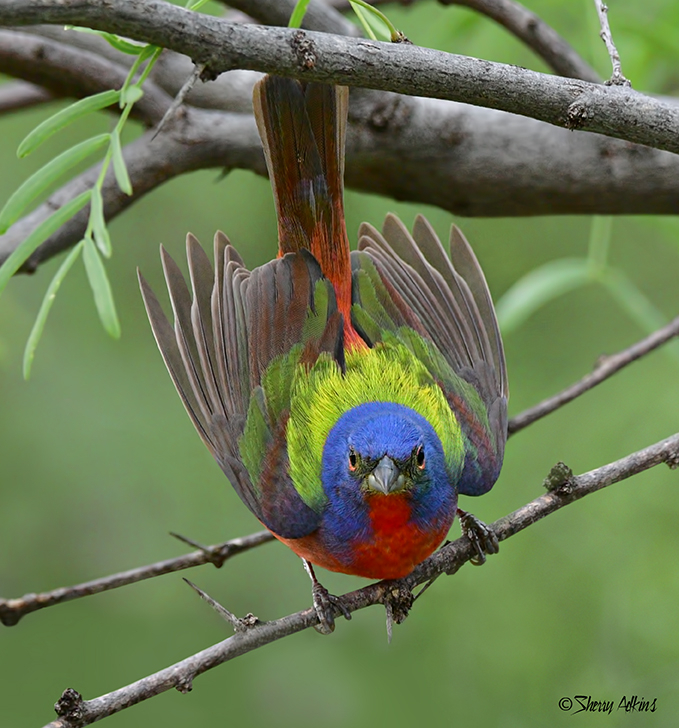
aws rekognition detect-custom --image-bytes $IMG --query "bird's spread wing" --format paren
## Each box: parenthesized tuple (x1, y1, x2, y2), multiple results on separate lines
(139, 234, 339, 537)
(352, 213, 508, 496)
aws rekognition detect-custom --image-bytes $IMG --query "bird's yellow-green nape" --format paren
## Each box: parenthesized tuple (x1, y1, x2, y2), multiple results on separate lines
(286, 339, 465, 512)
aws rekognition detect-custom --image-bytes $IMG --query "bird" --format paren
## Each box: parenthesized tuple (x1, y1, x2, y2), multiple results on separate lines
(138, 75, 508, 634)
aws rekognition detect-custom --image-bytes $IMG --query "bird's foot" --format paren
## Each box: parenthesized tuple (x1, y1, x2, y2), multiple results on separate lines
(303, 559, 351, 635)
(457, 508, 499, 565)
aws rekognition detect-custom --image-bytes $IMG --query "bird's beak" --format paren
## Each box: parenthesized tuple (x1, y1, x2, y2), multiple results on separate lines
(367, 456, 406, 494)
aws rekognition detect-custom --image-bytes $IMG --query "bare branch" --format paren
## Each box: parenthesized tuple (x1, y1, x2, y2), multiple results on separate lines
(594, 0, 630, 87)
(0, 79, 52, 114)
(0, 29, 170, 125)
(328, 0, 601, 84)
(508, 315, 679, 435)
(0, 530, 274, 627)
(2, 0, 679, 154)
(441, 0, 600, 82)
(41, 431, 679, 728)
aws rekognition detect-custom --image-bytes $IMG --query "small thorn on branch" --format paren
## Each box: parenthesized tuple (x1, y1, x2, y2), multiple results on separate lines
(594, 0, 631, 87)
(183, 578, 261, 633)
(152, 63, 205, 139)
(170, 531, 229, 567)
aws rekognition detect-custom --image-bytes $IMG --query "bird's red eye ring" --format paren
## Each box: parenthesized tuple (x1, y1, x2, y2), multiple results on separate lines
(348, 449, 357, 471)
(416, 446, 425, 469)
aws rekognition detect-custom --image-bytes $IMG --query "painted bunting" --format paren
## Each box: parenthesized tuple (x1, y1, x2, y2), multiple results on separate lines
(139, 76, 507, 632)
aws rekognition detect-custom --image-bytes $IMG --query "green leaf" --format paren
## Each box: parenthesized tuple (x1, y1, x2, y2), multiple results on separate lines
(495, 258, 591, 334)
(289, 0, 311, 28)
(0, 190, 91, 299)
(89, 187, 112, 257)
(120, 85, 144, 106)
(83, 236, 121, 338)
(110, 131, 132, 195)
(18, 90, 120, 159)
(64, 27, 148, 55)
(186, 0, 212, 10)
(23, 240, 84, 379)
(587, 216, 612, 275)
(0, 133, 110, 234)
(348, 0, 400, 41)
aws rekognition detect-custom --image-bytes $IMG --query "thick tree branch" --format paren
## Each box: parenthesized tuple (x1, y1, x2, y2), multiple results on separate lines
(0, 29, 171, 125)
(508, 315, 679, 435)
(4, 84, 679, 270)
(40, 431, 679, 728)
(2, 0, 679, 155)
(0, 531, 274, 627)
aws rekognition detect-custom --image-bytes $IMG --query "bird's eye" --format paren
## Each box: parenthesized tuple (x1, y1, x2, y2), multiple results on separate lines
(416, 446, 425, 469)
(348, 449, 357, 472)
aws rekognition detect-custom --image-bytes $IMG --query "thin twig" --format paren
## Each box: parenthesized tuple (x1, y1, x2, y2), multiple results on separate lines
(0, 530, 274, 627)
(593, 0, 630, 87)
(152, 62, 205, 140)
(42, 431, 679, 728)
(508, 315, 679, 435)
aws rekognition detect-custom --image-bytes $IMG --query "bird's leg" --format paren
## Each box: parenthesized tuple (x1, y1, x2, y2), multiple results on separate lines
(456, 508, 499, 566)
(302, 559, 352, 635)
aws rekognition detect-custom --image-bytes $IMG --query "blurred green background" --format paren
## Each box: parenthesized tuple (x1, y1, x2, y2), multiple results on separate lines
(1, 0, 679, 725)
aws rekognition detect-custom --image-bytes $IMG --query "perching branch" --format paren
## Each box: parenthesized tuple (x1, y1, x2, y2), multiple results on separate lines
(0, 530, 274, 627)
(40, 430, 679, 728)
(2, 0, 679, 154)
(3, 313, 676, 626)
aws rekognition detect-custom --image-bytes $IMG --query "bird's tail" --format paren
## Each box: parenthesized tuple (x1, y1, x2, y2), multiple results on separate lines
(253, 76, 363, 348)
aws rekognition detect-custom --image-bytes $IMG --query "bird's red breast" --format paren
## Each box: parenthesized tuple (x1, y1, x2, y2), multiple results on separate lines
(274, 493, 450, 580)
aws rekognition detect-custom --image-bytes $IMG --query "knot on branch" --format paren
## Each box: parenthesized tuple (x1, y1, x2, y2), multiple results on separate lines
(55, 688, 84, 722)
(290, 30, 317, 71)
(566, 94, 594, 131)
(175, 675, 194, 694)
(666, 450, 679, 470)
(543, 461, 575, 494)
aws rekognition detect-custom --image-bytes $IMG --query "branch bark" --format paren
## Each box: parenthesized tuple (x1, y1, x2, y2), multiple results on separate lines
(2, 0, 679, 154)
(40, 430, 679, 728)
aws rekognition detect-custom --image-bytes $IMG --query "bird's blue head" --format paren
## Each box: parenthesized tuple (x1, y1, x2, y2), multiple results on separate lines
(321, 401, 457, 527)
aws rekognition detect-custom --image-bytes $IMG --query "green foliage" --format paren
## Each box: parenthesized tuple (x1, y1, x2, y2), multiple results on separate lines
(0, 33, 163, 376)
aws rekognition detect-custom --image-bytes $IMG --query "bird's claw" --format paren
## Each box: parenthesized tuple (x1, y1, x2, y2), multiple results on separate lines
(304, 559, 351, 635)
(457, 508, 499, 565)
(312, 582, 351, 635)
